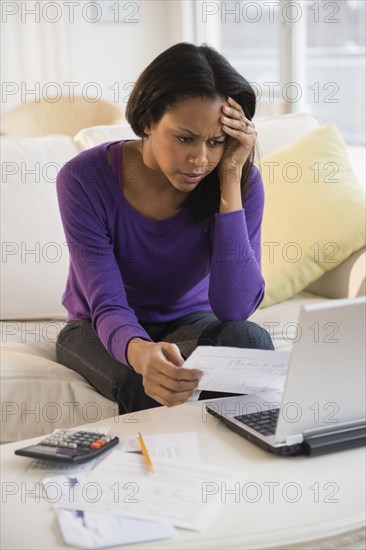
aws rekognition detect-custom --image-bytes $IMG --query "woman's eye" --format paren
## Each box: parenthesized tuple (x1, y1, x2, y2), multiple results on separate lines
(177, 136, 193, 143)
(177, 137, 225, 146)
(209, 140, 226, 147)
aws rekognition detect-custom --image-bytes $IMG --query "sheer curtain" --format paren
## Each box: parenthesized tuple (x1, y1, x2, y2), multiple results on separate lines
(1, 1, 71, 115)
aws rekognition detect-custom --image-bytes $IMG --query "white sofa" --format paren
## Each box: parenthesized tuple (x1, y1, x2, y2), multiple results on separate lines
(1, 113, 365, 444)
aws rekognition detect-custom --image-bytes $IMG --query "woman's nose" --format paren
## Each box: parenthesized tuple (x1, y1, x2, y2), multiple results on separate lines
(189, 144, 208, 167)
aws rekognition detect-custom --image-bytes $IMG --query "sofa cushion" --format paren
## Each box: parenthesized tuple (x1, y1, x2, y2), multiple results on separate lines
(1, 135, 79, 320)
(306, 248, 366, 299)
(0, 320, 119, 443)
(259, 123, 366, 308)
(249, 291, 330, 351)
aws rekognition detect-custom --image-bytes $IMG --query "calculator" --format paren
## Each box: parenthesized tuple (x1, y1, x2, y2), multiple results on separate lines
(14, 429, 119, 463)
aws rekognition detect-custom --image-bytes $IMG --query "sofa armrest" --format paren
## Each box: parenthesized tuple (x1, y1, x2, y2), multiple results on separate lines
(305, 248, 366, 299)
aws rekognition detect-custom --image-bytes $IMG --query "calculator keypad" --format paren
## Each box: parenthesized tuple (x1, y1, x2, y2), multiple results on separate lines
(41, 430, 113, 451)
(15, 429, 119, 463)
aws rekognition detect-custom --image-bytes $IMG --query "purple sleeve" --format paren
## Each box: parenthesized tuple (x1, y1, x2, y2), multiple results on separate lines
(208, 164, 265, 320)
(56, 164, 152, 367)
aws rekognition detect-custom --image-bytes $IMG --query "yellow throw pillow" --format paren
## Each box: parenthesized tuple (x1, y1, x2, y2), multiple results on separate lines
(258, 123, 365, 308)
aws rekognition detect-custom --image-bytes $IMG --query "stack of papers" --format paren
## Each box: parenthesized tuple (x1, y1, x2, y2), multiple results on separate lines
(50, 451, 247, 530)
(40, 431, 248, 548)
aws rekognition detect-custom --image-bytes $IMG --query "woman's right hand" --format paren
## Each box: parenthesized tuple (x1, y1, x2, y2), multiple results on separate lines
(127, 338, 203, 407)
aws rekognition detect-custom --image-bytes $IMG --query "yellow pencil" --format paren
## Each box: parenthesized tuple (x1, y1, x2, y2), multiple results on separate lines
(137, 432, 154, 472)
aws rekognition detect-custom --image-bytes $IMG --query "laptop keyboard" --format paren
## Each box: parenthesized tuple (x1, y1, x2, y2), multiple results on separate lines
(234, 409, 280, 436)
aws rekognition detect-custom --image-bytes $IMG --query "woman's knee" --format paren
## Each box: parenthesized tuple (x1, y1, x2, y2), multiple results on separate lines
(216, 320, 275, 350)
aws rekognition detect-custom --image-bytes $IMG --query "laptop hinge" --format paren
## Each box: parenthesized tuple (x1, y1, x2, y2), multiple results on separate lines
(284, 434, 303, 445)
(302, 424, 366, 456)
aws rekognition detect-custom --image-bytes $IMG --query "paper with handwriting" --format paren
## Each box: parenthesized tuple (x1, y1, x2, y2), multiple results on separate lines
(122, 432, 201, 463)
(184, 346, 291, 394)
(53, 450, 248, 531)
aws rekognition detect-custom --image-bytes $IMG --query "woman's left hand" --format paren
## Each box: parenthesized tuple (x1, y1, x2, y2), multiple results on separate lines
(218, 96, 257, 185)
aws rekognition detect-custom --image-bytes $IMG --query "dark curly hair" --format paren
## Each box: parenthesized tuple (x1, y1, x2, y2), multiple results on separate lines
(126, 42, 257, 223)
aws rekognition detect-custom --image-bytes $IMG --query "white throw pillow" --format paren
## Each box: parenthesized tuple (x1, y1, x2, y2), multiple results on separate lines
(74, 123, 137, 150)
(254, 112, 321, 159)
(1, 135, 79, 320)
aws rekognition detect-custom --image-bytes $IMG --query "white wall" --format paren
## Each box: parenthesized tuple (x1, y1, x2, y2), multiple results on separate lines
(1, 0, 193, 116)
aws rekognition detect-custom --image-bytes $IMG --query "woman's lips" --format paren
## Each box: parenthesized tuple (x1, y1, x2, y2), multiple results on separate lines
(179, 172, 205, 184)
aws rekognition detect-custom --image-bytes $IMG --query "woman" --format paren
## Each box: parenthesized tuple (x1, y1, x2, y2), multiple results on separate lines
(56, 42, 274, 415)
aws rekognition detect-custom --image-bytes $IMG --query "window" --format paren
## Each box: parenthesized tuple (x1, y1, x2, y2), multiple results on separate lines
(219, 1, 282, 117)
(306, 0, 365, 144)
(196, 0, 365, 144)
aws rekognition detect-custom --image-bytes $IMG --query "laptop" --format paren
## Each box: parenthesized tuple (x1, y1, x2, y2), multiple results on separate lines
(205, 296, 366, 456)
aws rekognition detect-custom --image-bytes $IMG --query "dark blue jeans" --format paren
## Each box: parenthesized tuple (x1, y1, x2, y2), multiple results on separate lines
(56, 311, 274, 415)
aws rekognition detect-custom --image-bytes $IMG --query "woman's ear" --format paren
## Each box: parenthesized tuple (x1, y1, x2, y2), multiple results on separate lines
(143, 122, 152, 138)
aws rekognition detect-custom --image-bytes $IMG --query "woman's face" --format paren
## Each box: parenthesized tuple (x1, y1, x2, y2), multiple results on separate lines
(142, 96, 227, 193)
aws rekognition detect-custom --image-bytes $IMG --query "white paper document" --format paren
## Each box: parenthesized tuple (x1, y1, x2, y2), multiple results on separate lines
(184, 346, 291, 394)
(54, 450, 249, 531)
(44, 474, 176, 548)
(122, 432, 201, 463)
(56, 509, 176, 549)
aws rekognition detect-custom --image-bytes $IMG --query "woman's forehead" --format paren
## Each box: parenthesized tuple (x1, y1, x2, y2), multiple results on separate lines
(163, 96, 225, 122)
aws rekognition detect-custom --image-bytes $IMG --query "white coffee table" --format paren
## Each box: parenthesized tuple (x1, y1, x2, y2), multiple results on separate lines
(1, 401, 365, 549)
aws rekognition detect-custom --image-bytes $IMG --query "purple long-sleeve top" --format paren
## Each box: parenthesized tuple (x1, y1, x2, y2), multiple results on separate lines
(56, 140, 265, 366)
